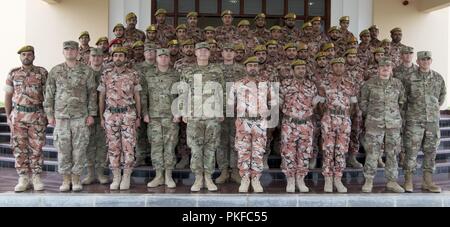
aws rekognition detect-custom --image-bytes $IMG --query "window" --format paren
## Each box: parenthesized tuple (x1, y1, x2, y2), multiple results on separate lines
(152, 0, 331, 30)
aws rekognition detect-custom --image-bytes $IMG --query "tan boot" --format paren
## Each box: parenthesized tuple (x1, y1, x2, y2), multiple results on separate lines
(251, 176, 264, 193)
(59, 175, 71, 192)
(119, 169, 132, 190)
(204, 174, 218, 191)
(347, 154, 363, 168)
(110, 169, 121, 190)
(32, 174, 45, 191)
(230, 168, 241, 184)
(14, 175, 30, 192)
(96, 167, 109, 184)
(334, 177, 347, 193)
(296, 175, 309, 193)
(377, 157, 385, 168)
(422, 172, 441, 193)
(190, 174, 204, 192)
(71, 174, 82, 192)
(362, 177, 373, 193)
(239, 176, 250, 193)
(386, 181, 405, 193)
(147, 170, 165, 188)
(286, 176, 295, 193)
(309, 157, 317, 169)
(165, 169, 176, 188)
(175, 156, 190, 169)
(324, 176, 333, 193)
(404, 172, 414, 193)
(215, 169, 230, 184)
(82, 166, 96, 185)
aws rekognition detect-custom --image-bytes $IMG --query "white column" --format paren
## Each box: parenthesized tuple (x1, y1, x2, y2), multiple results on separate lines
(331, 0, 373, 38)
(108, 0, 151, 38)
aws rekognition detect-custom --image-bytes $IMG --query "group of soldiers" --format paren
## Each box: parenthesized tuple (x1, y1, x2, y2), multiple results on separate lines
(5, 9, 446, 194)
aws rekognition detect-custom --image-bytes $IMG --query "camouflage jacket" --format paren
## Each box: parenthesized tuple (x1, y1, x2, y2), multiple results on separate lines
(359, 76, 406, 129)
(156, 23, 176, 47)
(252, 27, 270, 44)
(282, 26, 301, 43)
(280, 77, 318, 120)
(215, 25, 238, 43)
(142, 67, 179, 118)
(220, 63, 245, 114)
(370, 38, 381, 49)
(124, 28, 146, 46)
(78, 46, 91, 65)
(403, 70, 446, 123)
(187, 26, 204, 43)
(97, 67, 142, 109)
(365, 64, 379, 81)
(233, 33, 260, 56)
(44, 62, 97, 119)
(7, 66, 48, 107)
(393, 63, 418, 83)
(390, 42, 406, 67)
(318, 72, 358, 117)
(346, 64, 366, 90)
(174, 56, 197, 73)
(357, 44, 374, 68)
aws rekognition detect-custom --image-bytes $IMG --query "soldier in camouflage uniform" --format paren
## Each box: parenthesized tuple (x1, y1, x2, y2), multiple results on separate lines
(280, 59, 321, 193)
(175, 24, 189, 45)
(360, 58, 406, 193)
(345, 48, 364, 169)
(365, 47, 385, 81)
(180, 42, 224, 192)
(204, 26, 216, 41)
(145, 25, 163, 48)
(98, 47, 142, 191)
(282, 13, 300, 44)
(174, 39, 196, 169)
(113, 23, 126, 43)
(124, 12, 146, 48)
(96, 37, 109, 56)
(403, 51, 446, 193)
(78, 31, 91, 65)
(234, 43, 246, 65)
(168, 39, 183, 66)
(322, 42, 336, 61)
(207, 39, 222, 63)
(131, 41, 145, 65)
(216, 10, 238, 43)
(44, 41, 97, 192)
(269, 25, 286, 49)
(82, 48, 109, 185)
(369, 25, 381, 49)
(265, 40, 283, 68)
(143, 49, 180, 189)
(338, 16, 355, 43)
(327, 26, 345, 58)
(389, 27, 407, 67)
(228, 56, 272, 193)
(357, 29, 374, 69)
(154, 9, 176, 47)
(252, 13, 270, 44)
(5, 45, 48, 192)
(215, 43, 245, 184)
(234, 20, 259, 57)
(186, 12, 204, 43)
(318, 57, 358, 193)
(311, 16, 330, 45)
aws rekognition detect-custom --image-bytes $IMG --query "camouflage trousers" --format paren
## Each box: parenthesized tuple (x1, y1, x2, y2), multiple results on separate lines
(86, 117, 107, 169)
(362, 125, 400, 180)
(311, 113, 322, 161)
(148, 118, 179, 170)
(280, 118, 314, 177)
(187, 119, 221, 175)
(216, 117, 237, 171)
(235, 118, 267, 178)
(177, 122, 191, 158)
(349, 108, 363, 155)
(135, 120, 150, 162)
(104, 111, 137, 170)
(54, 117, 89, 175)
(403, 121, 440, 174)
(321, 115, 351, 177)
(10, 112, 46, 175)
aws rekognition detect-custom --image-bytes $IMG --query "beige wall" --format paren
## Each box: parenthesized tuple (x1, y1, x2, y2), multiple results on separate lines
(373, 0, 450, 108)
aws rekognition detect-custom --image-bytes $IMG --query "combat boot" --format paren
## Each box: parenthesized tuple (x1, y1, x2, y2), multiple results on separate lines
(82, 166, 96, 185)
(362, 177, 373, 193)
(251, 176, 263, 193)
(296, 175, 309, 193)
(14, 174, 30, 192)
(334, 177, 347, 193)
(215, 169, 230, 184)
(110, 169, 121, 190)
(32, 174, 45, 191)
(96, 167, 109, 184)
(286, 177, 295, 193)
(71, 174, 82, 192)
(59, 175, 71, 192)
(175, 156, 190, 169)
(386, 181, 405, 193)
(309, 157, 317, 169)
(347, 154, 363, 168)
(190, 174, 204, 192)
(324, 176, 333, 193)
(204, 174, 218, 191)
(403, 172, 413, 192)
(239, 176, 250, 193)
(147, 169, 165, 188)
(377, 157, 385, 168)
(230, 168, 241, 184)
(165, 169, 176, 188)
(422, 172, 441, 193)
(119, 169, 132, 190)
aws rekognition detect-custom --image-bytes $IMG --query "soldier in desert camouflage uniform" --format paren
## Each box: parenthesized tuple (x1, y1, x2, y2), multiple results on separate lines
(216, 10, 238, 43)
(154, 9, 176, 47)
(252, 13, 270, 44)
(186, 12, 204, 43)
(78, 31, 91, 65)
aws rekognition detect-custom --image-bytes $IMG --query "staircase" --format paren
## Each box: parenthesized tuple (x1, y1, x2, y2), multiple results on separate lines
(1, 107, 450, 181)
